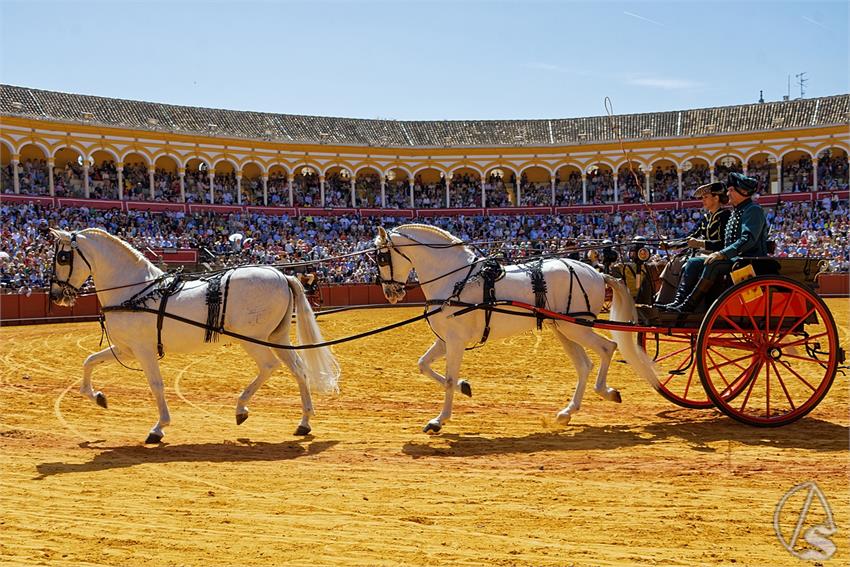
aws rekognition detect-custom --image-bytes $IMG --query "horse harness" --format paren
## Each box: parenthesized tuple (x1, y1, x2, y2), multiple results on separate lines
(51, 232, 93, 298)
(101, 269, 234, 358)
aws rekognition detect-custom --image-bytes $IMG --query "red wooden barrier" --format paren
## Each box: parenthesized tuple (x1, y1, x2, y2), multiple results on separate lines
(1, 294, 20, 320)
(818, 273, 850, 296)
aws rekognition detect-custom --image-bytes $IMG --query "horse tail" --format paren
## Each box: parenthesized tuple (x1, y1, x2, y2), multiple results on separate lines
(286, 275, 340, 394)
(603, 273, 660, 392)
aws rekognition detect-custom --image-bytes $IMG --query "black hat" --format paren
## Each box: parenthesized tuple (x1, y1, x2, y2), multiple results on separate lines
(693, 181, 726, 198)
(728, 172, 759, 195)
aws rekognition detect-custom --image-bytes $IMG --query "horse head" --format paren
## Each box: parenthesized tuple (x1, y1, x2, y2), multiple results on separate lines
(375, 226, 412, 304)
(49, 228, 93, 307)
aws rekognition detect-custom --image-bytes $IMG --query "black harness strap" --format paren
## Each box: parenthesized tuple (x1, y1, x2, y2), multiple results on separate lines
(528, 259, 548, 330)
(559, 260, 591, 315)
(156, 276, 183, 358)
(474, 258, 505, 348)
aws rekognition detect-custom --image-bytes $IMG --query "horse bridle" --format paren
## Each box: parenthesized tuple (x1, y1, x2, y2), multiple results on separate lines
(51, 232, 93, 298)
(374, 231, 413, 288)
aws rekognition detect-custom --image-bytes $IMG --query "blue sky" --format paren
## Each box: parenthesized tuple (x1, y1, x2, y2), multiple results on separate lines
(1, 0, 847, 120)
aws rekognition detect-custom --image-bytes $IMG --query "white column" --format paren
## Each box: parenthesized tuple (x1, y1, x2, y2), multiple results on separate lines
(776, 163, 782, 194)
(148, 168, 155, 200)
(445, 177, 451, 208)
(11, 158, 20, 194)
(581, 173, 587, 204)
(48, 159, 55, 197)
(812, 158, 819, 192)
(709, 165, 715, 183)
(287, 174, 294, 207)
(550, 177, 556, 206)
(319, 176, 325, 207)
(236, 174, 242, 205)
(262, 176, 268, 206)
(350, 177, 356, 208)
(644, 170, 650, 202)
(409, 179, 415, 208)
(516, 180, 521, 207)
(117, 164, 124, 200)
(380, 178, 386, 208)
(613, 174, 619, 203)
(83, 163, 90, 198)
(208, 172, 215, 204)
(178, 169, 185, 202)
(481, 180, 487, 208)
(677, 169, 683, 201)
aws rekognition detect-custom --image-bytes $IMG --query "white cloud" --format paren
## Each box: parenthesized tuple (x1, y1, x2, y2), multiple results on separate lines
(623, 11, 665, 27)
(628, 77, 703, 90)
(802, 16, 830, 31)
(526, 62, 563, 72)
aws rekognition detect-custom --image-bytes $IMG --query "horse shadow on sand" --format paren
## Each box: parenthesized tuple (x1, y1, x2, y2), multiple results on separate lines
(34, 437, 339, 479)
(402, 412, 848, 458)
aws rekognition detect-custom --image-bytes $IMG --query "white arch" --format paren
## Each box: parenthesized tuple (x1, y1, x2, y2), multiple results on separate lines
(779, 147, 813, 161)
(354, 164, 383, 177)
(120, 149, 152, 166)
(743, 149, 779, 164)
(412, 164, 448, 177)
(16, 140, 51, 159)
(239, 159, 267, 176)
(89, 146, 121, 163)
(52, 143, 87, 160)
(449, 164, 484, 178)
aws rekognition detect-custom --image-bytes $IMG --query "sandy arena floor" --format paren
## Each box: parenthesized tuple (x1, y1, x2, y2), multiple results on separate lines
(1, 299, 848, 566)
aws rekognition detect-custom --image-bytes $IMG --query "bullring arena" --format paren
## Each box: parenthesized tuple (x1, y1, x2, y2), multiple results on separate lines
(1, 73, 849, 565)
(0, 300, 847, 565)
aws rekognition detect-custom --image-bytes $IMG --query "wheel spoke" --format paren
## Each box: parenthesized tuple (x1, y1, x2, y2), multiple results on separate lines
(774, 305, 817, 344)
(776, 359, 818, 392)
(709, 351, 754, 372)
(782, 352, 831, 365)
(739, 361, 762, 412)
(776, 331, 829, 350)
(718, 314, 759, 345)
(738, 291, 761, 335)
(765, 358, 771, 416)
(683, 361, 697, 399)
(655, 344, 694, 364)
(707, 337, 758, 352)
(769, 359, 796, 410)
(769, 287, 796, 343)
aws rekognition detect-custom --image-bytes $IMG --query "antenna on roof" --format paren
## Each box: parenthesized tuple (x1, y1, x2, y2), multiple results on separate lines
(759, 90, 765, 104)
(795, 72, 807, 99)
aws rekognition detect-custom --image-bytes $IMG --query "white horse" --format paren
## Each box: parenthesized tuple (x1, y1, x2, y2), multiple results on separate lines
(374, 224, 659, 433)
(49, 228, 339, 443)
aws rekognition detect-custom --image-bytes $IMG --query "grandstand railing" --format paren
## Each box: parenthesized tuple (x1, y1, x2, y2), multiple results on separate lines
(3, 190, 846, 217)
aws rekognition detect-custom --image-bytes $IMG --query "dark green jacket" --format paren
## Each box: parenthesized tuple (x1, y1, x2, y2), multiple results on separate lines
(720, 199, 770, 259)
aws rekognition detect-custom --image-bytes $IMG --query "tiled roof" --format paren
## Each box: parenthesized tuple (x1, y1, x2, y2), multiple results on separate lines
(1, 84, 847, 147)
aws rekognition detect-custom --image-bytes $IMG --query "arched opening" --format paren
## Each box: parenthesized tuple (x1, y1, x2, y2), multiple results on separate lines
(122, 152, 151, 201)
(267, 165, 289, 206)
(384, 167, 411, 209)
(90, 150, 119, 199)
(355, 166, 382, 208)
(213, 160, 237, 205)
(154, 155, 180, 202)
(185, 158, 210, 203)
(293, 165, 320, 207)
(713, 155, 743, 186)
(413, 168, 446, 208)
(450, 167, 482, 207)
(17, 143, 50, 196)
(324, 165, 353, 208)
(681, 158, 711, 198)
(518, 166, 551, 206)
(650, 159, 678, 202)
(241, 162, 264, 205)
(617, 164, 647, 204)
(53, 147, 85, 198)
(0, 141, 13, 193)
(555, 165, 582, 205)
(746, 152, 776, 194)
(781, 150, 812, 193)
(485, 167, 515, 208)
(816, 147, 849, 191)
(585, 163, 614, 204)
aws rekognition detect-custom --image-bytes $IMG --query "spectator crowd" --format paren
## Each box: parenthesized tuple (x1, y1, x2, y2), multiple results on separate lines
(2, 194, 847, 294)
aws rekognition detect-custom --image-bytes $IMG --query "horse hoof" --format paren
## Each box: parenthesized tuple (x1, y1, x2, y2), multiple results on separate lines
(555, 412, 572, 425)
(294, 425, 312, 436)
(95, 392, 107, 409)
(611, 390, 622, 403)
(459, 380, 472, 397)
(236, 413, 248, 425)
(144, 432, 163, 444)
(422, 422, 442, 434)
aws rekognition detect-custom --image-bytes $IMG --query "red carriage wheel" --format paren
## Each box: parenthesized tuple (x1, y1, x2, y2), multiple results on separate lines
(638, 330, 713, 408)
(696, 276, 840, 427)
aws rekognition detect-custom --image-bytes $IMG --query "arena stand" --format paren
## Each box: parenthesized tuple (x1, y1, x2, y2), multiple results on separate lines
(0, 85, 848, 323)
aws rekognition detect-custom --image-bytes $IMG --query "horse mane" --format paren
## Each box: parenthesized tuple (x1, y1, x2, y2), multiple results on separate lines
(395, 223, 464, 244)
(81, 228, 154, 268)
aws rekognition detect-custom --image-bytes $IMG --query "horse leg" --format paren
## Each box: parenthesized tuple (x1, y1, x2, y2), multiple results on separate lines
(235, 344, 282, 426)
(136, 350, 171, 444)
(551, 328, 592, 425)
(423, 342, 463, 434)
(80, 345, 123, 409)
(556, 324, 621, 421)
(273, 349, 316, 436)
(418, 339, 472, 397)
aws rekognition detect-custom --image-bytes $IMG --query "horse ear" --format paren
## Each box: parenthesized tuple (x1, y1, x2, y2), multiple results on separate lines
(50, 228, 70, 242)
(377, 226, 388, 241)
